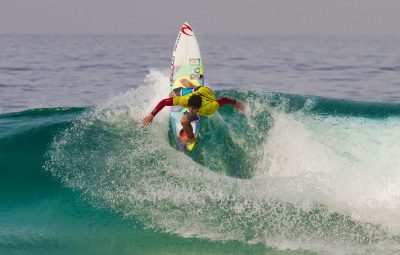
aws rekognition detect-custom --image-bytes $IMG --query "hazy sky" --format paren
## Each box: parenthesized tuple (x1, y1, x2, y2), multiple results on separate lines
(1, 0, 399, 35)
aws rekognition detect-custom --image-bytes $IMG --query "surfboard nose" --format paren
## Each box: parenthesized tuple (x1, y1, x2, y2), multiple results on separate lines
(180, 22, 193, 36)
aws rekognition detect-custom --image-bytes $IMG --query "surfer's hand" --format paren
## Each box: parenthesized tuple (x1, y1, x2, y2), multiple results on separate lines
(142, 114, 154, 127)
(234, 101, 245, 112)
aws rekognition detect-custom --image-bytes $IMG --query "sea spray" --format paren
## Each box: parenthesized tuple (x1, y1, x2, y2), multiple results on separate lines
(42, 71, 400, 254)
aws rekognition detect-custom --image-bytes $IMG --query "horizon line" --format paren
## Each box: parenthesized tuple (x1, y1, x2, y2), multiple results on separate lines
(1, 32, 400, 37)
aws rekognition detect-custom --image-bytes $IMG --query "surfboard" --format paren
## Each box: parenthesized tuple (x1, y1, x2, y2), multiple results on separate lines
(169, 22, 204, 152)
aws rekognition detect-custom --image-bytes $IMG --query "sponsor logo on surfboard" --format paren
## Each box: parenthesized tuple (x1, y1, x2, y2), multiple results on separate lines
(169, 56, 175, 84)
(181, 24, 193, 36)
(190, 74, 200, 80)
(189, 58, 200, 65)
(173, 33, 181, 51)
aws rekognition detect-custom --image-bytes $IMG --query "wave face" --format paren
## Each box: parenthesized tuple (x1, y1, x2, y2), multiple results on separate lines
(2, 71, 400, 254)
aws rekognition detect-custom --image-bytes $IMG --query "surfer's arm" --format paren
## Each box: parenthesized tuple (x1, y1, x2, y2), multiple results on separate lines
(142, 98, 174, 127)
(217, 97, 236, 106)
(150, 97, 174, 116)
(217, 97, 245, 111)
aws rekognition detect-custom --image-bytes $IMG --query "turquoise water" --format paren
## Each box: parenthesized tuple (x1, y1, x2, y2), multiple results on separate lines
(2, 35, 400, 254)
(2, 85, 400, 254)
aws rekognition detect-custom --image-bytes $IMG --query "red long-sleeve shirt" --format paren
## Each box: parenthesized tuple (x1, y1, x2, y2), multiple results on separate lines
(150, 97, 237, 116)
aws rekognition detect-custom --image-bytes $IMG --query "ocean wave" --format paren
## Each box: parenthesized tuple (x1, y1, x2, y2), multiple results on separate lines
(2, 70, 400, 254)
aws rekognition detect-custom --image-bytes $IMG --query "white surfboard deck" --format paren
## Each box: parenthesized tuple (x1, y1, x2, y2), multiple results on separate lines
(169, 22, 204, 152)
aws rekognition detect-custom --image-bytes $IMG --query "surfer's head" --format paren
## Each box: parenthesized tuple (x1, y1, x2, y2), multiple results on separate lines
(188, 94, 202, 113)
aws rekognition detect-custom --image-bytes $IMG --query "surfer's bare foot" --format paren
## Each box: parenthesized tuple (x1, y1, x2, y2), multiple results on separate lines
(180, 79, 197, 88)
(178, 136, 196, 144)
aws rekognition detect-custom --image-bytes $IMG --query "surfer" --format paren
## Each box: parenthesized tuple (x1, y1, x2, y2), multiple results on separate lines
(142, 84, 244, 144)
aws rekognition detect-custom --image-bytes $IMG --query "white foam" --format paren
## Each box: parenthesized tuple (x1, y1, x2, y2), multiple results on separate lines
(254, 108, 400, 232)
(46, 70, 400, 254)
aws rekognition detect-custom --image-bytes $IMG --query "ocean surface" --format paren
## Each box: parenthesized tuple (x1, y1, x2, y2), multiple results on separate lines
(1, 34, 400, 255)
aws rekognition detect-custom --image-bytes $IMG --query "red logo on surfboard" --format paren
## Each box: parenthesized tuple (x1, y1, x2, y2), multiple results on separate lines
(181, 24, 193, 36)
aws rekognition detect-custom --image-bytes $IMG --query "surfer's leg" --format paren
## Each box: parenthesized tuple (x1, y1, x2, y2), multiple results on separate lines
(178, 113, 199, 144)
(181, 114, 194, 138)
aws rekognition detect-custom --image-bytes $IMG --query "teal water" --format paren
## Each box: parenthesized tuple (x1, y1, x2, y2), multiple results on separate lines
(0, 106, 273, 255)
(2, 77, 400, 254)
(2, 35, 400, 254)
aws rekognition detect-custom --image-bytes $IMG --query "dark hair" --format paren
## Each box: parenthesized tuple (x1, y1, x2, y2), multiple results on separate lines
(188, 94, 202, 108)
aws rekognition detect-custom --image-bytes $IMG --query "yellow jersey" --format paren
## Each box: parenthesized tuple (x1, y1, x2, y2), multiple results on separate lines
(173, 86, 219, 116)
